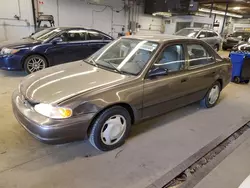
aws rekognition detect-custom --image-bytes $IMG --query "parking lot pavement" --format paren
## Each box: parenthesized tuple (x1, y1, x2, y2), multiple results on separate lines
(0, 70, 250, 188)
(194, 136, 250, 188)
(218, 50, 230, 58)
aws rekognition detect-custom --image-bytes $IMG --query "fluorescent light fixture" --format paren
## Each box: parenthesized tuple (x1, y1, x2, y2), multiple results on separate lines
(233, 7, 241, 10)
(152, 12, 172, 17)
(199, 8, 243, 18)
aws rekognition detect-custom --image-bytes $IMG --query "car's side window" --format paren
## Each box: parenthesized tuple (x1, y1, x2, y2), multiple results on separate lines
(154, 44, 185, 73)
(61, 30, 86, 42)
(88, 31, 104, 40)
(206, 31, 214, 38)
(212, 32, 219, 37)
(187, 44, 214, 68)
(198, 31, 207, 38)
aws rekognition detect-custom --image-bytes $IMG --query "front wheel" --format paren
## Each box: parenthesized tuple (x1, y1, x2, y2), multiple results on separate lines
(200, 82, 221, 108)
(24, 55, 48, 74)
(89, 106, 131, 151)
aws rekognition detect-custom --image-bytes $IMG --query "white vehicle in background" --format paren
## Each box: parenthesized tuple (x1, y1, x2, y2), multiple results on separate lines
(175, 28, 222, 51)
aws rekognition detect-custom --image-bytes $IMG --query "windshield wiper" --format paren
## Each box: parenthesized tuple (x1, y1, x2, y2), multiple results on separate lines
(87, 58, 98, 67)
(105, 61, 122, 74)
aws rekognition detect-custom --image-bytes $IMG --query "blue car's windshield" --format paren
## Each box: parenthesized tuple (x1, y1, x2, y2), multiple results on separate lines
(31, 28, 62, 41)
(86, 38, 159, 75)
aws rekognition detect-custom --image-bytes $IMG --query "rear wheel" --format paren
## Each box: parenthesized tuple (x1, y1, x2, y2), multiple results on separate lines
(244, 80, 249, 84)
(214, 44, 219, 51)
(24, 55, 48, 74)
(200, 82, 221, 108)
(89, 106, 131, 151)
(233, 76, 241, 84)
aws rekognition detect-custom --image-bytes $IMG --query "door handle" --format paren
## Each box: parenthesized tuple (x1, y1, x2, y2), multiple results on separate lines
(181, 78, 188, 83)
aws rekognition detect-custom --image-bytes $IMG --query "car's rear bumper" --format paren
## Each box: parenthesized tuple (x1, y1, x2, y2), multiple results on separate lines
(12, 90, 95, 144)
(0, 55, 23, 71)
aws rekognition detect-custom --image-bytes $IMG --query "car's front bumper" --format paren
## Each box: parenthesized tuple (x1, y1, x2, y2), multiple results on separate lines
(222, 42, 238, 49)
(0, 54, 23, 71)
(12, 90, 95, 144)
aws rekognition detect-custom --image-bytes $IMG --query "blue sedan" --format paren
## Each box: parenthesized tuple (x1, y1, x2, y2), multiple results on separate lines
(0, 27, 113, 74)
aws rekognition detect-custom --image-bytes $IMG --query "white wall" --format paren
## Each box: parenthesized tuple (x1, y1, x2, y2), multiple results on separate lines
(38, 0, 126, 37)
(0, 0, 163, 41)
(164, 15, 214, 35)
(0, 0, 34, 41)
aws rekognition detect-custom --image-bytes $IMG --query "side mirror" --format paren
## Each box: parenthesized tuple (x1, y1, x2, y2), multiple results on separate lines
(51, 37, 63, 45)
(148, 67, 168, 78)
(198, 34, 205, 38)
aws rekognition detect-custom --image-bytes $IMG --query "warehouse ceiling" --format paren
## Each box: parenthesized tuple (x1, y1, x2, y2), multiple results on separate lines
(197, 0, 250, 15)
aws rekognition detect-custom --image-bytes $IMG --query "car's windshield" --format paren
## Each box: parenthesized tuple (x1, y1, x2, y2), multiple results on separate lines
(85, 38, 159, 75)
(231, 32, 250, 38)
(175, 28, 199, 37)
(31, 28, 62, 41)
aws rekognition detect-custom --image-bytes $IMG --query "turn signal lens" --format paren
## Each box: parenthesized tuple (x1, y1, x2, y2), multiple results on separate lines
(34, 103, 72, 119)
(59, 108, 72, 118)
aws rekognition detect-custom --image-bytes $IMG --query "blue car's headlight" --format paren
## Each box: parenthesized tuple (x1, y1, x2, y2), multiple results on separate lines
(0, 47, 20, 55)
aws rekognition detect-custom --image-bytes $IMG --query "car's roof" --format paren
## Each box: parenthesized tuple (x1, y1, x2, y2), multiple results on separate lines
(184, 27, 214, 31)
(121, 34, 193, 43)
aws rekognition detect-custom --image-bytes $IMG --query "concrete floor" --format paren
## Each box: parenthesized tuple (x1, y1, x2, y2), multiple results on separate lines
(194, 136, 250, 188)
(0, 51, 250, 188)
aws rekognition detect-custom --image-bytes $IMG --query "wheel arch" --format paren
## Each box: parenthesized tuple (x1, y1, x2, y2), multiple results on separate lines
(21, 53, 50, 69)
(87, 102, 136, 136)
(217, 78, 223, 90)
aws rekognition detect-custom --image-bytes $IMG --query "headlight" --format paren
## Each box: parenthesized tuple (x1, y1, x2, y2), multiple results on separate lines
(34, 103, 72, 119)
(0, 47, 20, 55)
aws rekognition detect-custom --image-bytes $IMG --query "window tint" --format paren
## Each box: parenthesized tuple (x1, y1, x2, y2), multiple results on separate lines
(207, 31, 218, 37)
(198, 31, 207, 38)
(60, 30, 86, 42)
(187, 44, 214, 67)
(88, 31, 103, 40)
(155, 44, 185, 73)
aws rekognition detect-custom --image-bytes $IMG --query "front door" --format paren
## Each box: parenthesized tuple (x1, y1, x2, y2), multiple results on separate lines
(142, 44, 191, 118)
(46, 29, 91, 65)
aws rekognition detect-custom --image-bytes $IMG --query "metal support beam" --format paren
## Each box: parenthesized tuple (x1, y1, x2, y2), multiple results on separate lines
(209, 1, 214, 18)
(221, 1, 229, 35)
(31, 0, 37, 30)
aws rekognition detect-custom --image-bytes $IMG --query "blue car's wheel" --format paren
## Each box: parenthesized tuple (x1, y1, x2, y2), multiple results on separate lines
(24, 55, 48, 74)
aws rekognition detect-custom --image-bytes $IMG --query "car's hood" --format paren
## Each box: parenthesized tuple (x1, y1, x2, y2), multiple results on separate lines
(0, 38, 41, 49)
(19, 61, 132, 104)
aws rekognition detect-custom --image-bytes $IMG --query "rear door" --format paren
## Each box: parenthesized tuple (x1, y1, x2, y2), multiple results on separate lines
(184, 42, 219, 100)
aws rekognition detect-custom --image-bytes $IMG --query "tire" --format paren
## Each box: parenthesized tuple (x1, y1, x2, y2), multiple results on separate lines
(200, 81, 221, 108)
(233, 76, 241, 84)
(24, 54, 48, 74)
(244, 80, 249, 84)
(214, 44, 219, 51)
(89, 106, 131, 151)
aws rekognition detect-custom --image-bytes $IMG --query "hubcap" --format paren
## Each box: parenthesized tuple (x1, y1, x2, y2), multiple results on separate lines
(27, 57, 46, 73)
(101, 115, 127, 145)
(208, 85, 220, 105)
